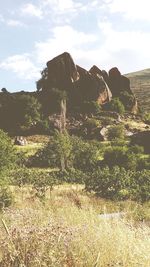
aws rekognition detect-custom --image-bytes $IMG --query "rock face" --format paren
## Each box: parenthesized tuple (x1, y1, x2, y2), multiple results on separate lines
(37, 52, 137, 113)
(108, 67, 132, 97)
(46, 52, 79, 90)
(43, 52, 112, 107)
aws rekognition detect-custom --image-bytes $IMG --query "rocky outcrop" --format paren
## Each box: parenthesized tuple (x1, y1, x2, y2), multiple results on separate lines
(74, 65, 112, 105)
(108, 67, 132, 97)
(46, 52, 79, 91)
(44, 52, 112, 107)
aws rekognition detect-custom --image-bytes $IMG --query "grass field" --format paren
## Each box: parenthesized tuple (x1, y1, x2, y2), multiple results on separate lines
(0, 184, 150, 267)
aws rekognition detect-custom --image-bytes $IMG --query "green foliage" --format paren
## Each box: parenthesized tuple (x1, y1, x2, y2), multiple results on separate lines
(29, 131, 73, 170)
(85, 167, 150, 202)
(82, 101, 101, 115)
(143, 112, 150, 124)
(0, 187, 13, 209)
(53, 168, 87, 184)
(119, 92, 135, 111)
(107, 125, 125, 141)
(0, 130, 16, 178)
(72, 137, 99, 171)
(106, 98, 125, 114)
(130, 170, 150, 202)
(0, 94, 41, 132)
(85, 166, 131, 200)
(82, 118, 100, 138)
(17, 95, 41, 129)
(102, 146, 139, 171)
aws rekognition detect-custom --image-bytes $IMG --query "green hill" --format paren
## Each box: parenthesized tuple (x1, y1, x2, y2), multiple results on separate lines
(125, 69, 150, 112)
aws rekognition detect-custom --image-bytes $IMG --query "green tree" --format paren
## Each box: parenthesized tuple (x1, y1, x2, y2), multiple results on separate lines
(17, 95, 41, 129)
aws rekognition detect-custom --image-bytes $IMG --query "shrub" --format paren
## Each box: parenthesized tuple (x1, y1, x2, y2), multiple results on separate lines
(82, 101, 101, 115)
(85, 167, 150, 202)
(0, 129, 16, 178)
(106, 98, 125, 114)
(102, 146, 139, 171)
(119, 91, 135, 111)
(0, 187, 13, 209)
(142, 112, 150, 124)
(81, 118, 101, 138)
(85, 166, 131, 200)
(72, 137, 99, 172)
(107, 125, 125, 141)
(130, 170, 150, 202)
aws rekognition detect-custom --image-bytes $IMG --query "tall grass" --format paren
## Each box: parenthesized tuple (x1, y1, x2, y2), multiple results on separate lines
(0, 186, 150, 267)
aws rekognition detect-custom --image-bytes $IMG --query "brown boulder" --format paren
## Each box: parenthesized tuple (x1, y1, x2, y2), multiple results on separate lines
(108, 67, 131, 96)
(75, 65, 112, 105)
(47, 52, 79, 90)
(45, 53, 112, 107)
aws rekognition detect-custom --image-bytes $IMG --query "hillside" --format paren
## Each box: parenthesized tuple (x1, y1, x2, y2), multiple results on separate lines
(126, 69, 150, 112)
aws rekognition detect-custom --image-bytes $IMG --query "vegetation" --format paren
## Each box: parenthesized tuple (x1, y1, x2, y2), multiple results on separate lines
(106, 98, 125, 114)
(0, 185, 150, 267)
(107, 124, 125, 141)
(0, 129, 16, 178)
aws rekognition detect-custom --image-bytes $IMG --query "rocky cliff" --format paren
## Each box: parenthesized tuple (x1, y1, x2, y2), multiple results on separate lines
(37, 52, 137, 113)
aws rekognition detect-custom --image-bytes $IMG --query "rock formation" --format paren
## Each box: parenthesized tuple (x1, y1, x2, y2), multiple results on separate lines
(38, 52, 112, 108)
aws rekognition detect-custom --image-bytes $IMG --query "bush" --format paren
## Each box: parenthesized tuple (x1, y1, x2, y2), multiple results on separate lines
(130, 170, 150, 202)
(82, 101, 101, 115)
(106, 98, 125, 114)
(0, 129, 16, 178)
(0, 187, 13, 209)
(85, 167, 150, 202)
(82, 118, 100, 138)
(85, 166, 131, 200)
(143, 112, 150, 124)
(102, 146, 139, 171)
(72, 137, 99, 172)
(107, 125, 125, 141)
(119, 92, 135, 111)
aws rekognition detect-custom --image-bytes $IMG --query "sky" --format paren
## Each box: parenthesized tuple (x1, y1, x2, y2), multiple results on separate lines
(0, 0, 150, 92)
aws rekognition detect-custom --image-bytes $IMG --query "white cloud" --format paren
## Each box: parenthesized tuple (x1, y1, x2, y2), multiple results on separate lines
(106, 0, 150, 21)
(21, 3, 43, 19)
(0, 54, 40, 80)
(97, 20, 150, 72)
(6, 19, 25, 27)
(35, 25, 98, 64)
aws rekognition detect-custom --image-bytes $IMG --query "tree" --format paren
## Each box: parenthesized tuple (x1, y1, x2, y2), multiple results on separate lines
(16, 95, 41, 129)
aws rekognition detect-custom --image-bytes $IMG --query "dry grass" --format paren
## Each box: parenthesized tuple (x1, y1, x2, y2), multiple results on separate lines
(0, 185, 150, 267)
